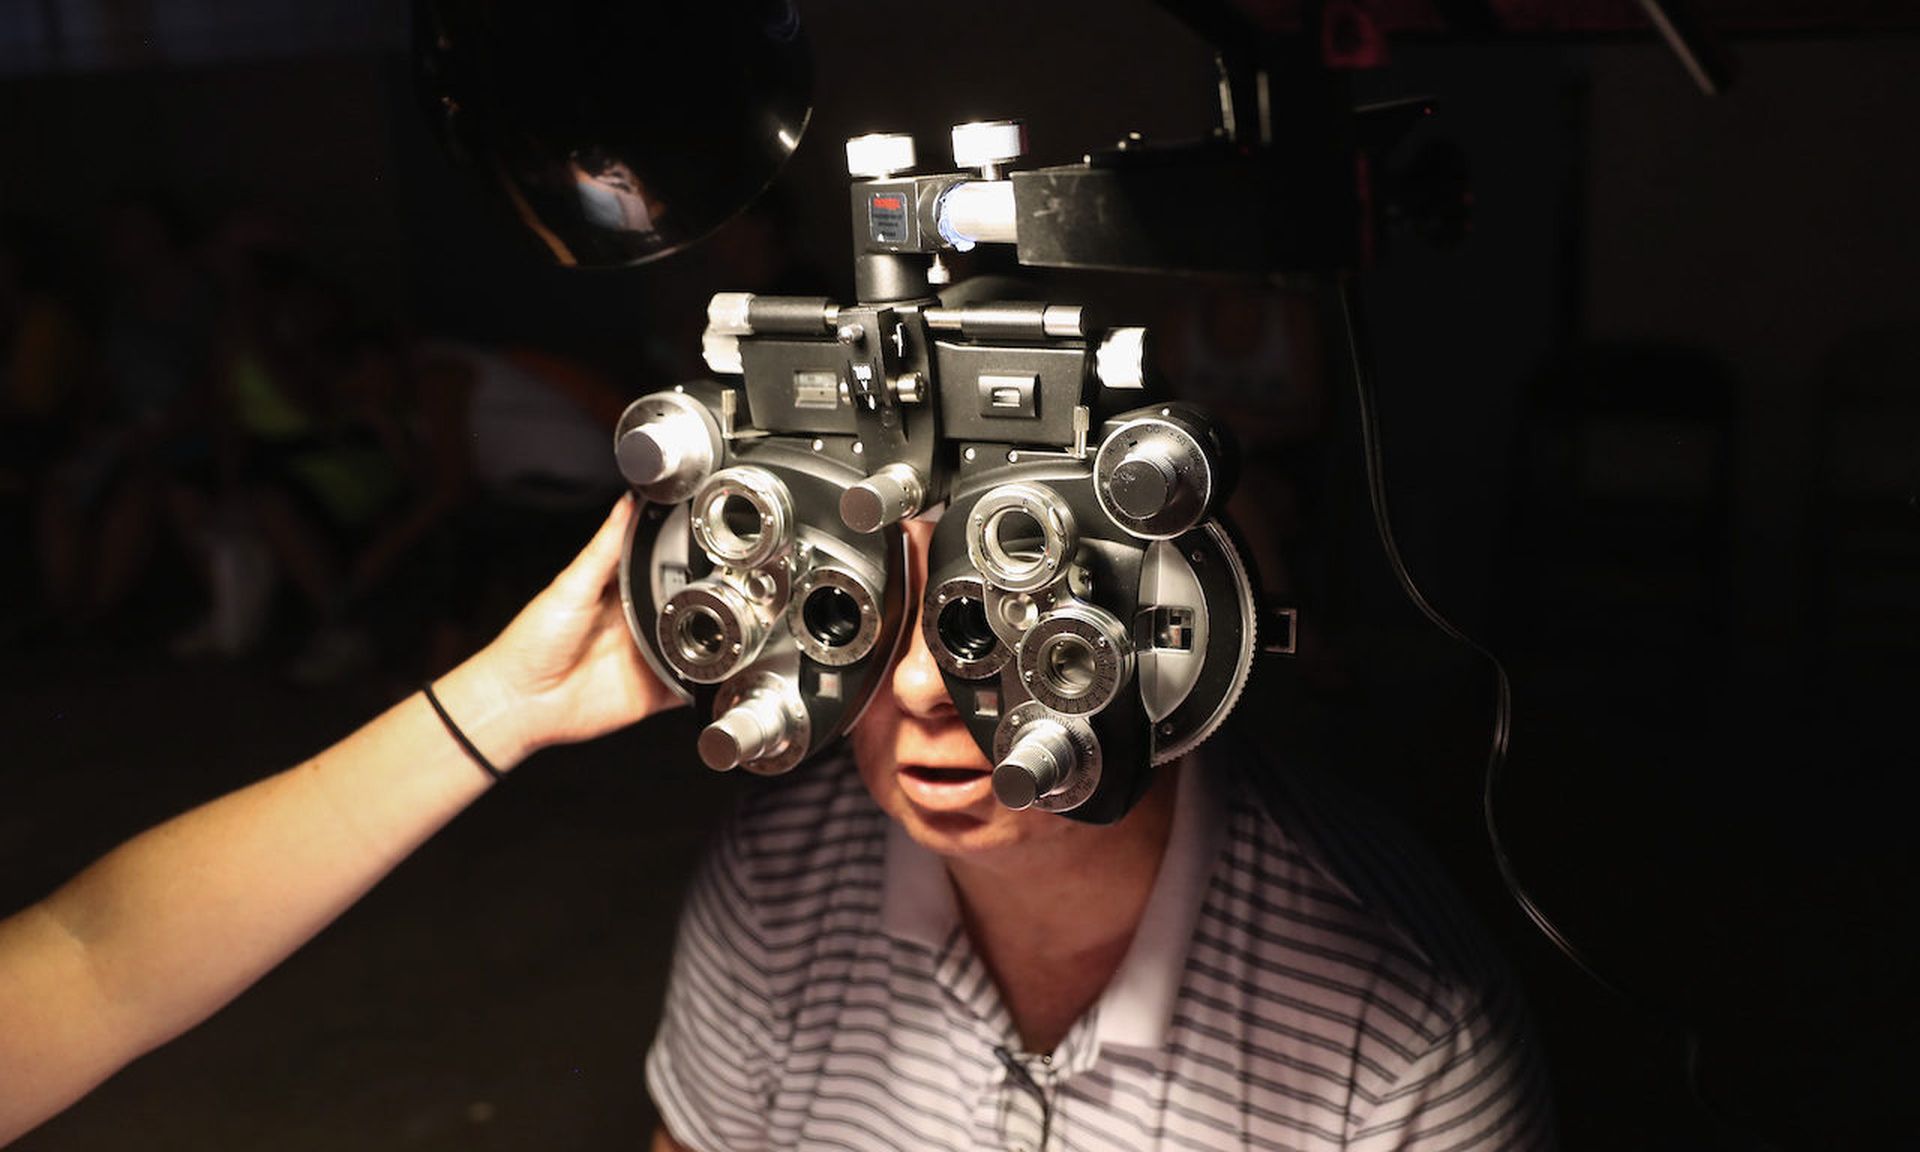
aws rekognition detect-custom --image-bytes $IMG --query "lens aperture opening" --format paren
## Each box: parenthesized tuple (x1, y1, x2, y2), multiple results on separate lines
(1039, 634, 1099, 699)
(789, 566, 883, 667)
(937, 596, 998, 664)
(677, 606, 728, 662)
(988, 508, 1046, 576)
(691, 467, 792, 570)
(966, 484, 1076, 595)
(803, 585, 863, 648)
(706, 492, 765, 557)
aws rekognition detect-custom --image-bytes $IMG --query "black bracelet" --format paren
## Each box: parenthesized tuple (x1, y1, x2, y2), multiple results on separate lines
(422, 681, 505, 784)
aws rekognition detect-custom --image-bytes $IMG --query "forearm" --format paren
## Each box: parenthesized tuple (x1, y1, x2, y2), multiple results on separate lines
(0, 493, 661, 1146)
(0, 660, 518, 1145)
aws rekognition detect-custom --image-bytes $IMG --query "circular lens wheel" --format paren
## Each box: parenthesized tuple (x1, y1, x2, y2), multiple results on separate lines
(1015, 602, 1133, 716)
(924, 574, 1010, 678)
(789, 565, 884, 666)
(656, 579, 765, 684)
(964, 482, 1077, 594)
(991, 701, 1103, 814)
(690, 466, 794, 570)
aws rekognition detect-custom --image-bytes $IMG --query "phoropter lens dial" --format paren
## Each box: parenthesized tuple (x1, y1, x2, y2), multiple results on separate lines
(1015, 602, 1133, 716)
(703, 671, 812, 776)
(657, 578, 766, 684)
(925, 574, 1010, 678)
(789, 565, 885, 666)
(991, 701, 1102, 814)
(965, 482, 1077, 594)
(615, 390, 720, 504)
(691, 466, 795, 570)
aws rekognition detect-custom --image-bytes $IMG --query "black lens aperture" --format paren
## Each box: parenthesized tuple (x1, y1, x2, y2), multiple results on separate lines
(803, 585, 863, 648)
(937, 597, 998, 664)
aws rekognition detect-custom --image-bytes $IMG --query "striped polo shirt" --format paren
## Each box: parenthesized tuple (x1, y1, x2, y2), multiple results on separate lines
(646, 742, 1555, 1151)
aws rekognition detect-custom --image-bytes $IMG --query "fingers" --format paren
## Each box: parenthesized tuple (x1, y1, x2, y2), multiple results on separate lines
(547, 493, 636, 607)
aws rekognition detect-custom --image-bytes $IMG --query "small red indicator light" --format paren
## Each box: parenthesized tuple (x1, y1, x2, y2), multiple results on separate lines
(873, 195, 904, 211)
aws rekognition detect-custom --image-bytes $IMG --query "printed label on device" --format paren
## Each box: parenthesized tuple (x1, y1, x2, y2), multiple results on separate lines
(869, 192, 909, 244)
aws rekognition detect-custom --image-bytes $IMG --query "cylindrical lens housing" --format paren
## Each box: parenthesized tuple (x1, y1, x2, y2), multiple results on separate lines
(925, 574, 1009, 678)
(964, 483, 1077, 594)
(1092, 409, 1220, 539)
(657, 579, 766, 684)
(1016, 602, 1133, 716)
(691, 466, 794, 570)
(789, 565, 884, 666)
(613, 391, 718, 504)
(993, 719, 1076, 810)
(706, 671, 813, 777)
(700, 691, 793, 771)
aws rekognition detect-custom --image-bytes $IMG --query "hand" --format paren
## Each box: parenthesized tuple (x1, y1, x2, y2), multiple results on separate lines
(457, 495, 683, 762)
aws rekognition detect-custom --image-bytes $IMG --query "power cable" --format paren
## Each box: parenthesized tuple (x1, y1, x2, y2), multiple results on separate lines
(1333, 273, 1782, 1151)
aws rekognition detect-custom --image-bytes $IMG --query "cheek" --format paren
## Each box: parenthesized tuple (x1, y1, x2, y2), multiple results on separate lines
(850, 688, 901, 776)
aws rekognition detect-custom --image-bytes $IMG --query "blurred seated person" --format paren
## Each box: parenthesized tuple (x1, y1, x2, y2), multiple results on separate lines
(175, 282, 630, 681)
(410, 339, 628, 671)
(168, 256, 413, 677)
(0, 496, 677, 1146)
(0, 219, 90, 486)
(0, 220, 91, 620)
(37, 193, 215, 634)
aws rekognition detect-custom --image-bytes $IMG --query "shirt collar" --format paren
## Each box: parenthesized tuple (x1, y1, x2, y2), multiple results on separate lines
(879, 756, 1229, 1051)
(1089, 755, 1227, 1052)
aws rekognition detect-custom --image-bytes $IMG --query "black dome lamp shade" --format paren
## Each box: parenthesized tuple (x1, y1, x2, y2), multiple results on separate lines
(413, 0, 812, 268)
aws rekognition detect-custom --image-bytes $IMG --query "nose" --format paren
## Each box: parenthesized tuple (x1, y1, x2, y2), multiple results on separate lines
(891, 519, 957, 720)
(891, 601, 956, 719)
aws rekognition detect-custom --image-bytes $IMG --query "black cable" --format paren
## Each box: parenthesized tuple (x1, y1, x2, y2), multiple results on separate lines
(1334, 273, 1624, 998)
(1332, 274, 1781, 1150)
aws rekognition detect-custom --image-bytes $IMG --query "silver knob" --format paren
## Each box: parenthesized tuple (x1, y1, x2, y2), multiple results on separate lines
(951, 120, 1027, 179)
(993, 720, 1077, 810)
(1096, 327, 1148, 391)
(614, 393, 717, 503)
(658, 580, 766, 684)
(846, 133, 917, 180)
(840, 463, 925, 534)
(616, 423, 682, 487)
(1108, 445, 1180, 520)
(699, 692, 791, 771)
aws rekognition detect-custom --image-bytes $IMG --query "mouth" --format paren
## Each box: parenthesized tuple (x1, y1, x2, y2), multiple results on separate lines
(897, 762, 995, 811)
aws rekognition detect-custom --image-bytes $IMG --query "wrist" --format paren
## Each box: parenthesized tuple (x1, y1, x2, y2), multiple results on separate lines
(431, 655, 534, 772)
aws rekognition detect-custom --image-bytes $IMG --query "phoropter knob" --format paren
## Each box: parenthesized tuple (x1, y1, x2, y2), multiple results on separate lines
(1107, 445, 1181, 520)
(950, 120, 1027, 180)
(616, 423, 683, 487)
(993, 720, 1077, 810)
(1092, 405, 1219, 540)
(614, 391, 718, 504)
(699, 691, 792, 772)
(840, 463, 925, 534)
(846, 133, 917, 180)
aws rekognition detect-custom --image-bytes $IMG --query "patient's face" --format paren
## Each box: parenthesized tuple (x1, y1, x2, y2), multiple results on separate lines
(849, 520, 1070, 860)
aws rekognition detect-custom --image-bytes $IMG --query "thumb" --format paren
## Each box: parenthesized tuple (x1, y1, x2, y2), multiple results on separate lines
(547, 493, 637, 608)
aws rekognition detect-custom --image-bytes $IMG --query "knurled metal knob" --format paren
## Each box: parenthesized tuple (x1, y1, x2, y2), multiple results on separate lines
(846, 133, 917, 179)
(840, 463, 925, 534)
(993, 720, 1076, 810)
(951, 120, 1028, 176)
(1108, 445, 1180, 520)
(616, 423, 681, 487)
(699, 693, 791, 772)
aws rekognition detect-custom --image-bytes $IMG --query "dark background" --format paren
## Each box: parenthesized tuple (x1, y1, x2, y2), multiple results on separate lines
(3, 1, 1918, 1148)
